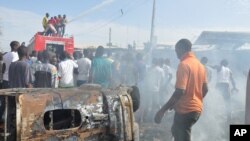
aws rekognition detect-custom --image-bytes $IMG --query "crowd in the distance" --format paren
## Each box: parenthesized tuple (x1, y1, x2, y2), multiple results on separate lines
(0, 41, 174, 93)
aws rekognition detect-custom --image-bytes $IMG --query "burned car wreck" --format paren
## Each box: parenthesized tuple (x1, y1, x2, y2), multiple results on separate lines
(0, 84, 140, 141)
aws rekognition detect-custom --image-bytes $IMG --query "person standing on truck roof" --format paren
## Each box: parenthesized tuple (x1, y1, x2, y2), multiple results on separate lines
(54, 16, 60, 35)
(45, 17, 57, 36)
(57, 15, 63, 36)
(89, 46, 112, 88)
(154, 39, 208, 141)
(58, 51, 78, 88)
(9, 45, 33, 88)
(61, 14, 67, 37)
(42, 13, 49, 30)
(2, 41, 20, 88)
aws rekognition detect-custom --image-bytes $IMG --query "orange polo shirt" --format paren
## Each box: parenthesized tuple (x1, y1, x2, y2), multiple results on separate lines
(174, 52, 207, 114)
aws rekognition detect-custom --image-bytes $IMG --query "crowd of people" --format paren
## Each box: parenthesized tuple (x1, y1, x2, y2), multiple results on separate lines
(0, 39, 240, 141)
(42, 13, 67, 37)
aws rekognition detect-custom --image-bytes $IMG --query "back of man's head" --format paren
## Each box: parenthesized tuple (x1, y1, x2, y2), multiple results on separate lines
(78, 52, 83, 59)
(175, 39, 192, 52)
(201, 57, 208, 65)
(60, 51, 67, 60)
(95, 46, 104, 57)
(83, 49, 89, 57)
(60, 51, 70, 60)
(10, 41, 20, 51)
(46, 13, 49, 17)
(37, 52, 44, 61)
(17, 45, 28, 59)
(221, 59, 228, 67)
(175, 39, 192, 59)
(31, 50, 37, 57)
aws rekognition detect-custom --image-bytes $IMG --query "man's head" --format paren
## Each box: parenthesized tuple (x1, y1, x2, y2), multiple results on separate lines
(10, 41, 20, 52)
(17, 45, 28, 59)
(73, 51, 82, 60)
(58, 15, 62, 19)
(221, 59, 228, 67)
(78, 52, 83, 58)
(175, 39, 192, 60)
(46, 13, 49, 18)
(63, 14, 66, 19)
(201, 57, 208, 65)
(60, 51, 70, 60)
(95, 46, 104, 57)
(37, 52, 43, 62)
(43, 50, 50, 63)
(31, 50, 37, 57)
(83, 49, 89, 57)
(51, 56, 58, 65)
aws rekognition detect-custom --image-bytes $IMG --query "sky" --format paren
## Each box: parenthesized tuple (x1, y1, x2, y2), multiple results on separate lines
(1, 0, 250, 51)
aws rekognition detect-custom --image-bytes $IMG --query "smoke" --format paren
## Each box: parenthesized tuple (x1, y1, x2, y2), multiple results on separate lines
(68, 0, 116, 23)
(128, 48, 247, 140)
(191, 50, 247, 141)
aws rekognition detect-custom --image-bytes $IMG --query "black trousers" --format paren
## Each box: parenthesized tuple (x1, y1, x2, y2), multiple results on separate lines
(171, 112, 200, 141)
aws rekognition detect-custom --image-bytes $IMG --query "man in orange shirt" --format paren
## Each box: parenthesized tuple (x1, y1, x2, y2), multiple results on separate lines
(155, 39, 208, 141)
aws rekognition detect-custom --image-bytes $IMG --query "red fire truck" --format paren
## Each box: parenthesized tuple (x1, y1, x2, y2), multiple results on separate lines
(28, 32, 74, 55)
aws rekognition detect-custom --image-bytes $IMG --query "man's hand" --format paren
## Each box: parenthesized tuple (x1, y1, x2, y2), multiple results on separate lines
(154, 108, 166, 124)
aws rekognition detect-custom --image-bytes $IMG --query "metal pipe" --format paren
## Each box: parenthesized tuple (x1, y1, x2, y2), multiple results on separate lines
(150, 0, 156, 46)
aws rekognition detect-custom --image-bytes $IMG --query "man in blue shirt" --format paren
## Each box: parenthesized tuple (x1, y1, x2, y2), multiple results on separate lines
(89, 46, 112, 88)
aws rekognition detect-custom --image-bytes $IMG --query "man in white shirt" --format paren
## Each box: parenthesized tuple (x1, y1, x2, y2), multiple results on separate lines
(212, 59, 237, 123)
(77, 49, 91, 86)
(144, 58, 165, 122)
(2, 41, 20, 88)
(58, 51, 78, 88)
